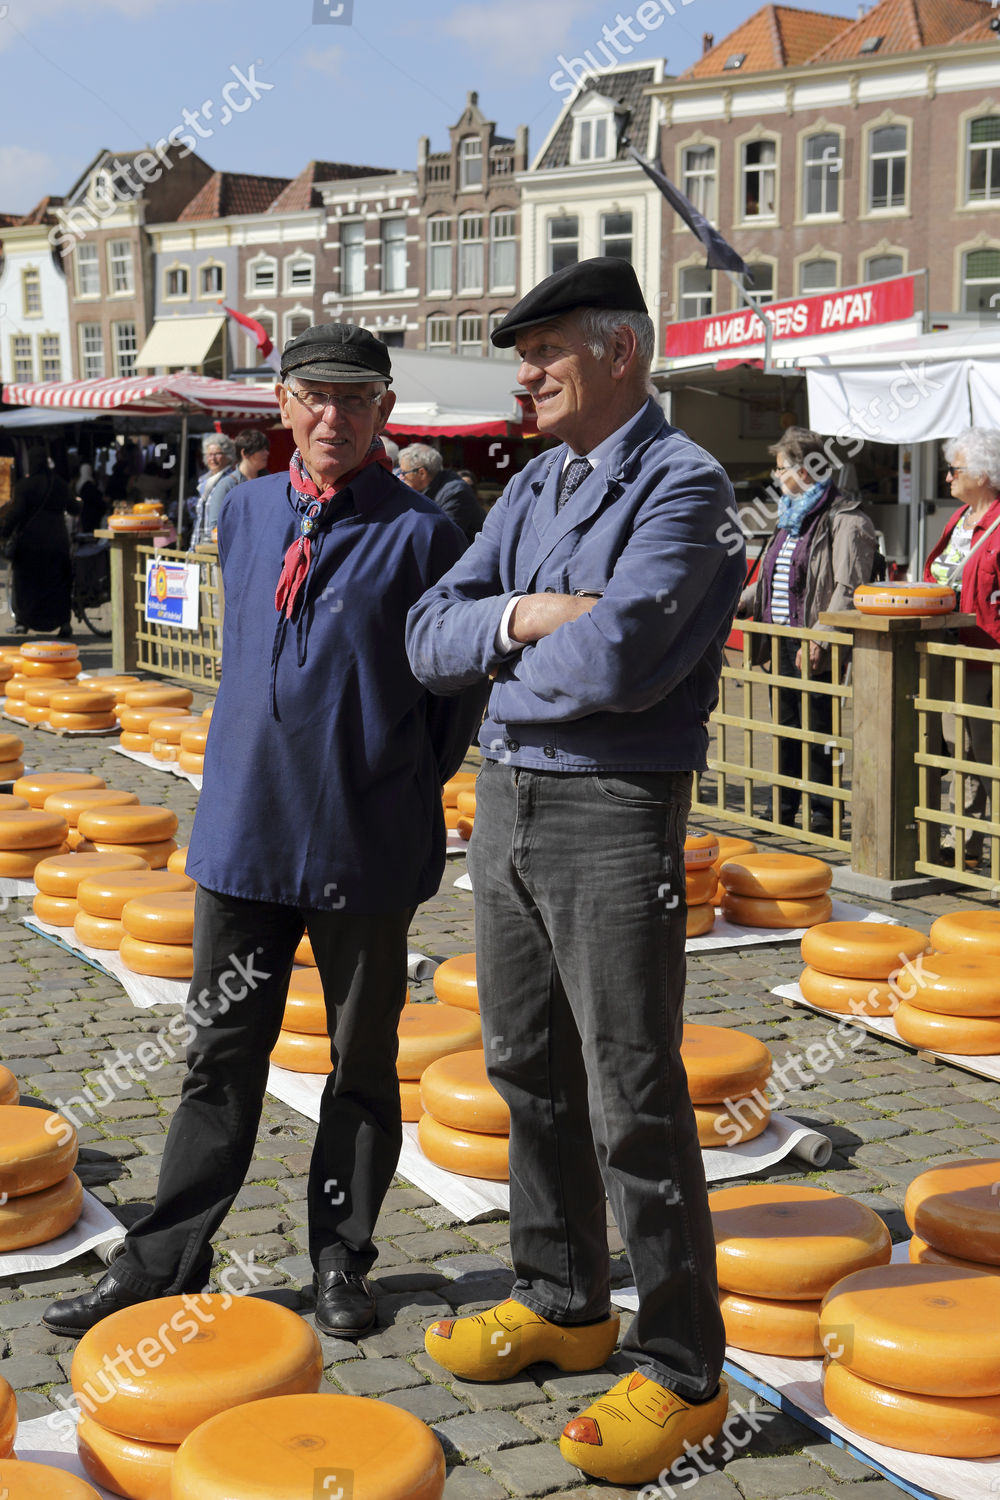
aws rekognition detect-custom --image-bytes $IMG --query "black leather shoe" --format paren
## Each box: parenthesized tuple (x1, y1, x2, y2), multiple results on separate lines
(42, 1255, 213, 1339)
(314, 1270, 376, 1339)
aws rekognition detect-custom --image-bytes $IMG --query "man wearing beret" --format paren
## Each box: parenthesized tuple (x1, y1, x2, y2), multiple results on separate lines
(407, 259, 745, 1485)
(45, 324, 483, 1342)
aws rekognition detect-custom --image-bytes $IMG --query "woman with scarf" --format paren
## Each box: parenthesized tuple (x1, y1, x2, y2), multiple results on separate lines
(741, 427, 875, 836)
(189, 434, 237, 545)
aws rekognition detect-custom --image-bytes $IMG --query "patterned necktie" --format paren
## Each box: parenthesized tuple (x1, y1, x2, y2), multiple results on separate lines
(557, 456, 592, 511)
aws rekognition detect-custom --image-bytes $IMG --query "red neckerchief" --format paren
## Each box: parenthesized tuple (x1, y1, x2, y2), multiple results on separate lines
(274, 441, 391, 619)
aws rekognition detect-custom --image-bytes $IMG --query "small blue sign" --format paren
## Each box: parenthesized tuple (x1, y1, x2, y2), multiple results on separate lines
(313, 0, 353, 22)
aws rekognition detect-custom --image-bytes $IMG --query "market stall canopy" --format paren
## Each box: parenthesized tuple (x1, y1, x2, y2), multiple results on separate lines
(0, 407, 106, 429)
(380, 349, 527, 438)
(135, 316, 227, 371)
(1, 372, 278, 417)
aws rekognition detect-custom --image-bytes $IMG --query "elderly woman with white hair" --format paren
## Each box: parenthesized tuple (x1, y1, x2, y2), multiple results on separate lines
(190, 433, 237, 545)
(923, 425, 1000, 862)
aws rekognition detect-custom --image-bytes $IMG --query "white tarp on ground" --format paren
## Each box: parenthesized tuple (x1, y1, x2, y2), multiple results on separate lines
(12, 1414, 117, 1499)
(0, 1190, 123, 1277)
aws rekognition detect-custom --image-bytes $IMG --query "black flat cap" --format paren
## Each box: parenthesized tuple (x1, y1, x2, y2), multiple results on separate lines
(280, 323, 393, 384)
(490, 257, 648, 348)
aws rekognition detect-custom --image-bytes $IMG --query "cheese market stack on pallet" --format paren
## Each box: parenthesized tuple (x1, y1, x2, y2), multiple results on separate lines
(681, 1024, 773, 1146)
(397, 1002, 483, 1126)
(119, 683, 192, 753)
(178, 718, 209, 776)
(77, 803, 179, 870)
(0, 1105, 83, 1251)
(719, 851, 833, 930)
(418, 1047, 510, 1180)
(119, 888, 196, 981)
(32, 849, 149, 930)
(0, 731, 23, 783)
(443, 770, 475, 832)
(272, 968, 332, 1074)
(711, 1183, 891, 1357)
(905, 1158, 1000, 1273)
(44, 786, 140, 854)
(893, 949, 1000, 1054)
(433, 953, 478, 1013)
(75, 867, 193, 952)
(799, 919, 930, 1017)
(145, 713, 194, 768)
(685, 831, 718, 937)
(0, 807, 70, 880)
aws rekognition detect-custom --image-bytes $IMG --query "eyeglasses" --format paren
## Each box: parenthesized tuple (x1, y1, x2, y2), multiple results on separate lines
(399, 466, 425, 477)
(287, 386, 383, 417)
(772, 465, 795, 477)
(947, 466, 968, 476)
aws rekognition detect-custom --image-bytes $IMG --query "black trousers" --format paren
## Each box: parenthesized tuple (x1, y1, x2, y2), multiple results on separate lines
(776, 635, 834, 830)
(112, 886, 410, 1294)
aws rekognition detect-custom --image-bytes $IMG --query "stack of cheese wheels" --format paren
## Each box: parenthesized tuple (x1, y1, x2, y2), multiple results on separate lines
(46, 683, 118, 734)
(273, 968, 331, 1073)
(44, 786, 139, 852)
(854, 581, 956, 616)
(0, 732, 24, 783)
(22, 681, 74, 727)
(681, 1024, 773, 1146)
(177, 717, 209, 776)
(170, 1393, 446, 1500)
(33, 849, 148, 929)
(0, 1065, 19, 1106)
(120, 887, 196, 980)
(905, 1158, 1000, 1275)
(0, 1373, 16, 1458)
(419, 1048, 510, 1179)
(820, 1264, 1000, 1456)
(75, 867, 193, 951)
(719, 851, 833, 930)
(930, 909, 1000, 958)
(0, 1104, 83, 1251)
(709, 836, 756, 904)
(685, 831, 719, 937)
(711, 1183, 891, 1358)
(443, 770, 476, 831)
(455, 786, 476, 842)
(146, 713, 194, 766)
(119, 683, 192, 753)
(13, 770, 105, 808)
(167, 845, 190, 879)
(433, 953, 478, 1013)
(0, 807, 70, 880)
(77, 803, 179, 868)
(19, 639, 82, 680)
(893, 949, 1000, 1054)
(73, 1295, 324, 1500)
(398, 1001, 483, 1129)
(108, 509, 165, 533)
(799, 920, 930, 1018)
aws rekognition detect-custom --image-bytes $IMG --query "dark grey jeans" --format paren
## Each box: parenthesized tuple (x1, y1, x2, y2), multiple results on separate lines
(467, 760, 725, 1400)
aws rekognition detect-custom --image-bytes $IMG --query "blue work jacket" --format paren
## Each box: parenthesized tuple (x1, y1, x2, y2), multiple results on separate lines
(186, 467, 485, 912)
(406, 399, 745, 772)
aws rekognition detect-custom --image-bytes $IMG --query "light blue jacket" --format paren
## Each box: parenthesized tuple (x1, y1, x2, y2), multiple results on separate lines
(405, 398, 746, 773)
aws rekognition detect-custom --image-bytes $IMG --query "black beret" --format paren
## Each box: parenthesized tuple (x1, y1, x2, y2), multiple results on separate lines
(490, 257, 649, 348)
(280, 322, 393, 384)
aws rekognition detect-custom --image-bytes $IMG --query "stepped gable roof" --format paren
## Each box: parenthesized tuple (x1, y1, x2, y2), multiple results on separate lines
(808, 0, 993, 59)
(179, 170, 291, 221)
(269, 160, 396, 212)
(537, 65, 657, 171)
(682, 5, 850, 77)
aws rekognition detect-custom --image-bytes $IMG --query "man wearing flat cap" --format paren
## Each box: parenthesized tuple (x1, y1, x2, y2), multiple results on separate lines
(45, 324, 484, 1342)
(407, 259, 745, 1485)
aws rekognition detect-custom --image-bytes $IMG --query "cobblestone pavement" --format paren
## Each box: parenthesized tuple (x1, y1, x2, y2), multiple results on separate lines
(1, 638, 997, 1498)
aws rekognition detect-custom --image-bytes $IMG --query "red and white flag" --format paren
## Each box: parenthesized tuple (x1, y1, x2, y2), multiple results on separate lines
(222, 305, 282, 374)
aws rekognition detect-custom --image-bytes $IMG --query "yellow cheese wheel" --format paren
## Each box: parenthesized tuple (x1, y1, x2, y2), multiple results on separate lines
(0, 733, 24, 762)
(681, 1024, 772, 1102)
(420, 1049, 510, 1134)
(32, 892, 79, 928)
(35, 850, 149, 897)
(712, 836, 756, 871)
(695, 1097, 770, 1147)
(457, 814, 474, 841)
(443, 770, 476, 808)
(21, 703, 49, 724)
(895, 1001, 1000, 1054)
(854, 581, 956, 616)
(49, 710, 117, 732)
(686, 866, 717, 906)
(177, 750, 205, 775)
(67, 828, 96, 852)
(3, 676, 30, 699)
(687, 903, 716, 937)
(74, 910, 127, 950)
(909, 1234, 1000, 1276)
(684, 830, 719, 867)
(123, 685, 194, 710)
(152, 740, 177, 763)
(904, 952, 1000, 1016)
(930, 910, 1000, 958)
(0, 1373, 15, 1459)
(905, 1158, 1000, 1265)
(119, 707, 162, 734)
(170, 1392, 446, 1500)
(719, 852, 832, 899)
(457, 789, 476, 817)
(432, 953, 478, 1012)
(418, 1112, 509, 1180)
(823, 1359, 1000, 1459)
(0, 1105, 77, 1196)
(166, 845, 189, 877)
(270, 1028, 332, 1073)
(44, 788, 140, 826)
(800, 920, 930, 979)
(0, 661, 11, 683)
(78, 675, 141, 691)
(0, 761, 25, 783)
(18, 655, 81, 679)
(120, 730, 154, 752)
(108, 515, 164, 532)
(77, 1412, 176, 1500)
(0, 1460, 101, 1498)
(0, 1066, 19, 1106)
(443, 805, 461, 830)
(0, 808, 69, 849)
(821, 1264, 1000, 1397)
(396, 1003, 483, 1080)
(92, 837, 177, 868)
(78, 804, 178, 844)
(121, 889, 196, 945)
(0, 842, 69, 877)
(0, 1170, 83, 1251)
(24, 683, 70, 707)
(20, 640, 79, 661)
(179, 722, 209, 754)
(720, 1290, 823, 1357)
(146, 714, 194, 744)
(13, 771, 104, 808)
(49, 688, 116, 713)
(799, 965, 899, 1016)
(0, 793, 27, 811)
(119, 934, 194, 980)
(722, 892, 832, 929)
(711, 1184, 891, 1300)
(283, 969, 326, 1034)
(400, 1078, 423, 1121)
(73, 1294, 323, 1445)
(77, 868, 193, 919)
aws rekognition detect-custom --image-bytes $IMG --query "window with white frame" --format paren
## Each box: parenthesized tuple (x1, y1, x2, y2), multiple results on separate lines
(600, 211, 633, 263)
(489, 211, 516, 291)
(864, 253, 903, 282)
(803, 132, 841, 217)
(679, 266, 713, 318)
(457, 312, 482, 357)
(80, 323, 105, 379)
(459, 136, 483, 189)
(113, 321, 137, 375)
(200, 263, 224, 297)
(682, 145, 716, 219)
(799, 258, 837, 294)
(249, 257, 277, 293)
(285, 311, 311, 342)
(868, 125, 907, 211)
(742, 140, 777, 219)
(38, 335, 62, 381)
(92, 170, 113, 203)
(547, 216, 579, 275)
(745, 263, 775, 303)
(458, 214, 484, 292)
(575, 114, 614, 163)
(75, 243, 100, 298)
(488, 310, 510, 356)
(11, 335, 33, 382)
(165, 266, 189, 299)
(284, 258, 313, 294)
(427, 314, 451, 352)
(967, 117, 1000, 204)
(341, 223, 366, 296)
(962, 248, 1000, 313)
(382, 217, 407, 293)
(21, 267, 42, 316)
(108, 239, 134, 295)
(427, 216, 452, 293)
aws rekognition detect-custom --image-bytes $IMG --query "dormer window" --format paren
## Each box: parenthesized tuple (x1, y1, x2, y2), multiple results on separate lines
(459, 137, 483, 190)
(92, 170, 113, 202)
(859, 35, 883, 52)
(724, 52, 746, 69)
(571, 93, 620, 165)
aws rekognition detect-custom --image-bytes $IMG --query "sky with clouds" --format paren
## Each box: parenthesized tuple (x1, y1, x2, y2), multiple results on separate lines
(0, 0, 863, 214)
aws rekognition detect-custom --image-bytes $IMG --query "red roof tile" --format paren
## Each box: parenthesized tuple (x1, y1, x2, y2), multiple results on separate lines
(808, 0, 993, 58)
(268, 160, 395, 213)
(178, 171, 291, 222)
(15, 194, 65, 226)
(683, 4, 851, 76)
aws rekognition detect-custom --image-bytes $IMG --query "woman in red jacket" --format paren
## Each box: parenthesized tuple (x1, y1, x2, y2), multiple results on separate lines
(923, 426, 1000, 863)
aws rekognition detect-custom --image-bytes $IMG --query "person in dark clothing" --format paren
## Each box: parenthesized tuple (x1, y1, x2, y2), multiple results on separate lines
(0, 447, 80, 636)
(399, 443, 485, 545)
(75, 464, 106, 533)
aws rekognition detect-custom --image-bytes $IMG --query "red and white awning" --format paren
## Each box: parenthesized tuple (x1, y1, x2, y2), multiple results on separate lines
(1, 373, 279, 417)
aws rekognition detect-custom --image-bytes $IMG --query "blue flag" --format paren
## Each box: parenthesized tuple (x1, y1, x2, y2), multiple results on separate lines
(627, 145, 747, 276)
